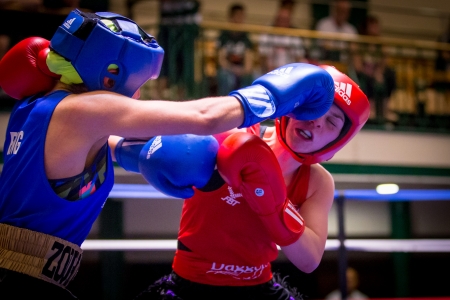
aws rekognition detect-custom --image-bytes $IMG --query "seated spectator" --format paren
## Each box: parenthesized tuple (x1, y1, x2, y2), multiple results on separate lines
(154, 0, 201, 100)
(315, 0, 358, 61)
(315, 0, 357, 35)
(41, 0, 82, 14)
(434, 18, 450, 91)
(0, 34, 11, 102)
(359, 14, 380, 36)
(0, 35, 9, 61)
(279, 0, 295, 12)
(259, 4, 306, 74)
(42, 0, 79, 9)
(351, 15, 397, 124)
(325, 267, 369, 300)
(216, 3, 254, 96)
(0, 0, 42, 11)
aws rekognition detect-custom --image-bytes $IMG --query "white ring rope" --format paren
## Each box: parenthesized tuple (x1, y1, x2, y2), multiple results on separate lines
(81, 239, 450, 252)
(88, 184, 450, 252)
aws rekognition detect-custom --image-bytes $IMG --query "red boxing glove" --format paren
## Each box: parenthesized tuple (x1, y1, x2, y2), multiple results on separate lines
(217, 132, 305, 246)
(0, 37, 60, 100)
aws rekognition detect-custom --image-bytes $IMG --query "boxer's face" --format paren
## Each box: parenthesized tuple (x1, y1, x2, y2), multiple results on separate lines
(285, 104, 345, 153)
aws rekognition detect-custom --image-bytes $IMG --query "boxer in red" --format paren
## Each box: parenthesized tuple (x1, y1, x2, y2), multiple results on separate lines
(129, 66, 370, 300)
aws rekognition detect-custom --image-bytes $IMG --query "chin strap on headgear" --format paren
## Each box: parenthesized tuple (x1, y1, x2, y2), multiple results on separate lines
(276, 65, 370, 164)
(49, 9, 164, 97)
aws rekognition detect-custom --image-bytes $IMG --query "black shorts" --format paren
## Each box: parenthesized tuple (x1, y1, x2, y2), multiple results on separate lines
(0, 268, 78, 299)
(133, 271, 303, 300)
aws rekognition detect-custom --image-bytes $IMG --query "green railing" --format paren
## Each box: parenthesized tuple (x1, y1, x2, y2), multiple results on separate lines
(176, 21, 450, 133)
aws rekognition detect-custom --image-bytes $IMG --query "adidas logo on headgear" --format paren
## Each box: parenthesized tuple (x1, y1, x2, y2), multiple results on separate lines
(63, 18, 76, 29)
(335, 82, 352, 105)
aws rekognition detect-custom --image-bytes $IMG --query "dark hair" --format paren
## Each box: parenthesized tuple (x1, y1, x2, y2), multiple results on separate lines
(366, 14, 379, 25)
(280, 0, 295, 9)
(332, 0, 351, 3)
(58, 82, 89, 94)
(229, 4, 244, 17)
(358, 14, 379, 35)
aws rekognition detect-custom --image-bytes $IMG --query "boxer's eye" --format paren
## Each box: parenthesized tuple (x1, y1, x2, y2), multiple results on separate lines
(328, 118, 336, 127)
(104, 78, 115, 88)
(103, 67, 119, 88)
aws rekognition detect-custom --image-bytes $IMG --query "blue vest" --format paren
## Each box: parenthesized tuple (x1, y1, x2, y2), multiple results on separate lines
(0, 91, 114, 246)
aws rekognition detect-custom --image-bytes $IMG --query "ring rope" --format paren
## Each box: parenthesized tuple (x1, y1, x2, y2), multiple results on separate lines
(80, 239, 450, 252)
(86, 184, 450, 252)
(109, 184, 450, 201)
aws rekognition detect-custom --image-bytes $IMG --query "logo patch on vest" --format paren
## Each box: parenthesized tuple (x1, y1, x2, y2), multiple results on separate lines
(221, 186, 242, 206)
(207, 262, 269, 280)
(7, 131, 24, 155)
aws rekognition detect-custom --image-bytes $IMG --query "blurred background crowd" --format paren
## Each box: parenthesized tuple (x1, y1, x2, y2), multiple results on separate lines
(1, 0, 450, 132)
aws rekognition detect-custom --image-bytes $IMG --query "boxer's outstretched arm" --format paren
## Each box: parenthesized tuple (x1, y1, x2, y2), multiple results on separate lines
(63, 91, 245, 138)
(69, 65, 334, 139)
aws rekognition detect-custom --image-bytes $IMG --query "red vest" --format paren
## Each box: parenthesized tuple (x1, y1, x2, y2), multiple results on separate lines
(173, 125, 311, 286)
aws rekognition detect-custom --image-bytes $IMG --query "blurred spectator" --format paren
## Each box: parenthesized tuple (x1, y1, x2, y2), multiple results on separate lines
(0, 34, 9, 59)
(258, 4, 306, 74)
(216, 3, 254, 96)
(359, 13, 380, 36)
(42, 0, 79, 9)
(0, 0, 42, 11)
(44, 0, 108, 12)
(0, 34, 11, 102)
(0, 0, 43, 104)
(279, 0, 295, 13)
(155, 0, 201, 100)
(315, 0, 357, 35)
(314, 0, 357, 61)
(432, 18, 450, 129)
(351, 15, 397, 124)
(434, 17, 450, 91)
(325, 267, 369, 300)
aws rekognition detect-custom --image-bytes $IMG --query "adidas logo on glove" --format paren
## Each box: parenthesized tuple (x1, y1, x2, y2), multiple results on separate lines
(146, 136, 162, 159)
(268, 66, 294, 77)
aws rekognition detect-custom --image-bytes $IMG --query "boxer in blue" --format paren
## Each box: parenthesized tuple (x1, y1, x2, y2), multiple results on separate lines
(0, 9, 334, 299)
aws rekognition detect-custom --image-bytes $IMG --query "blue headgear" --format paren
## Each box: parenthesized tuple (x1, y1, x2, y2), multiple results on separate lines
(49, 9, 164, 97)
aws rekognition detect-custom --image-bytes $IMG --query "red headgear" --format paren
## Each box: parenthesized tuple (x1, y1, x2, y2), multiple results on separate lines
(275, 65, 370, 164)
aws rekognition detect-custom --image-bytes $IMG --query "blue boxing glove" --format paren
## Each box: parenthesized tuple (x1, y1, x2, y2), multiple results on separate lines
(138, 134, 219, 199)
(230, 63, 335, 128)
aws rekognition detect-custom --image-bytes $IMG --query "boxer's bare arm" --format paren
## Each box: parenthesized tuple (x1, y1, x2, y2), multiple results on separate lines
(44, 91, 244, 179)
(281, 165, 335, 273)
(67, 91, 244, 138)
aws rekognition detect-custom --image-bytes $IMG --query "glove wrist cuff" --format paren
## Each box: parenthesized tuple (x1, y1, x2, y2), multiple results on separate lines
(230, 85, 275, 128)
(282, 199, 305, 234)
(259, 199, 306, 247)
